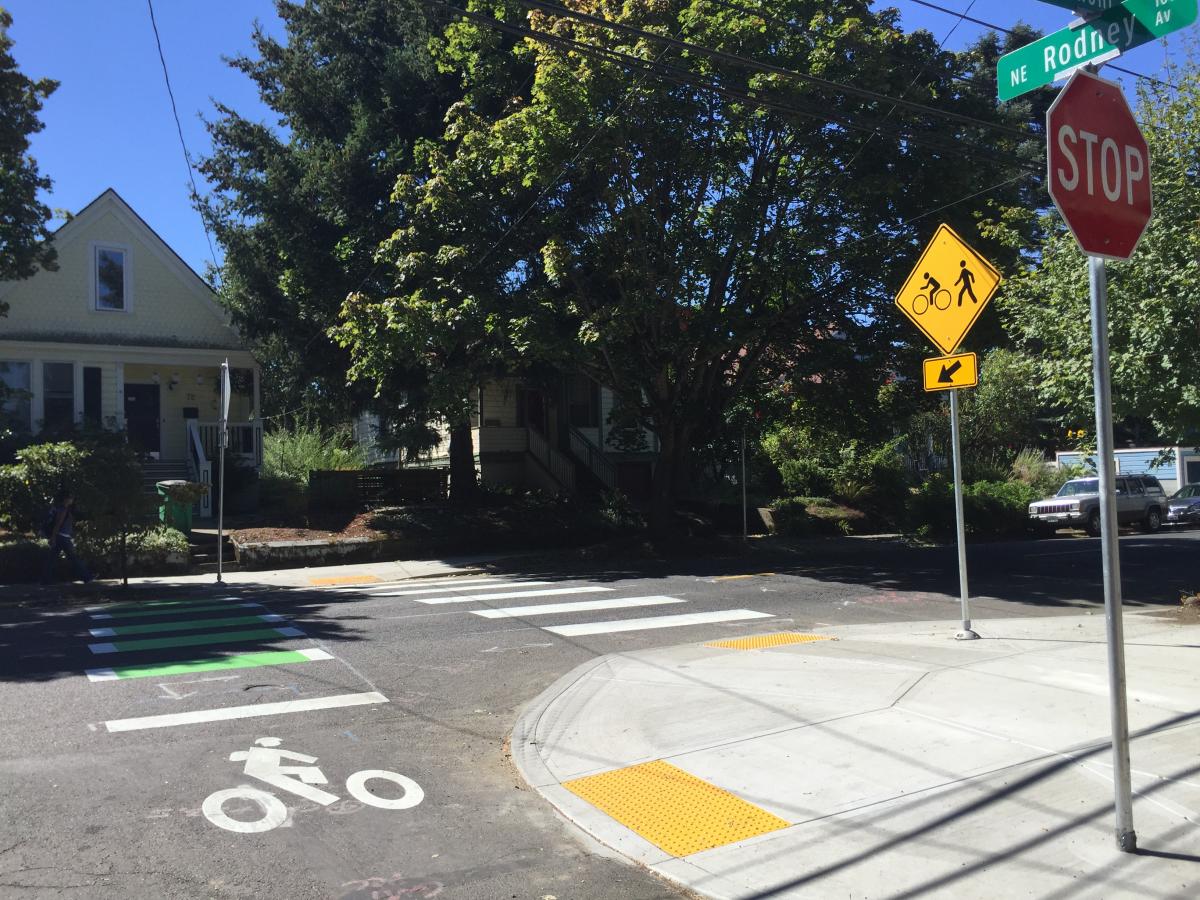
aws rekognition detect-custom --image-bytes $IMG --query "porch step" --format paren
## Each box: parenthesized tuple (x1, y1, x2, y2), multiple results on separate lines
(142, 459, 191, 493)
(192, 560, 241, 574)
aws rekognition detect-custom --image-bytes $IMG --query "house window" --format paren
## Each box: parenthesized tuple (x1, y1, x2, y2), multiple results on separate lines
(43, 362, 75, 432)
(567, 376, 599, 428)
(0, 361, 32, 432)
(94, 245, 129, 311)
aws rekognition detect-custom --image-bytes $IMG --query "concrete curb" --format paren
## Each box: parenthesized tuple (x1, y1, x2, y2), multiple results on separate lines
(510, 651, 747, 900)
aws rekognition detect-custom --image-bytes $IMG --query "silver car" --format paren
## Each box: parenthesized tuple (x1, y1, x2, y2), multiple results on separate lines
(1166, 483, 1200, 526)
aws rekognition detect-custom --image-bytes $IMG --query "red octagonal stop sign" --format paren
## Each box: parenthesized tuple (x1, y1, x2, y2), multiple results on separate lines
(1047, 69, 1152, 261)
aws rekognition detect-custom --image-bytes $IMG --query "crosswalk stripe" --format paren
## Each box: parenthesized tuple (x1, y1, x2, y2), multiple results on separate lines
(89, 613, 286, 638)
(86, 596, 242, 612)
(472, 595, 685, 619)
(90, 602, 262, 621)
(104, 690, 388, 731)
(543, 609, 773, 636)
(356, 580, 552, 597)
(86, 647, 333, 682)
(408, 586, 612, 606)
(89, 626, 306, 655)
(328, 576, 504, 593)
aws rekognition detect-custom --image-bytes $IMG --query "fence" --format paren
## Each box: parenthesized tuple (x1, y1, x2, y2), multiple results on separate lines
(308, 468, 450, 511)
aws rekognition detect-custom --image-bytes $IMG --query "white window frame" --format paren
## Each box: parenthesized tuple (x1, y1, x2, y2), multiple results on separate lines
(90, 241, 133, 313)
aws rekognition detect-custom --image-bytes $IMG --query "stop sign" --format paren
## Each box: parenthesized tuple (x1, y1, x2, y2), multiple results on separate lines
(1047, 68, 1151, 261)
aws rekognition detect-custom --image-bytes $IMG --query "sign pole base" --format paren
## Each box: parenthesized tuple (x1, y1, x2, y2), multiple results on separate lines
(948, 389, 977, 641)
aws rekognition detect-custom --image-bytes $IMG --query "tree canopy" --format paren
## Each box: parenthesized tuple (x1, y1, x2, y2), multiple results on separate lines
(0, 6, 56, 291)
(199, 0, 464, 435)
(340, 0, 1044, 528)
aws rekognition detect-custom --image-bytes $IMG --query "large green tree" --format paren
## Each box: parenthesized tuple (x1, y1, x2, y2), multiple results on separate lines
(0, 6, 56, 294)
(198, 0, 465, 435)
(346, 0, 1043, 531)
(997, 50, 1200, 445)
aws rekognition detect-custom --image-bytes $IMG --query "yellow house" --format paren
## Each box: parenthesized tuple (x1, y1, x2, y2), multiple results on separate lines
(0, 189, 261, 516)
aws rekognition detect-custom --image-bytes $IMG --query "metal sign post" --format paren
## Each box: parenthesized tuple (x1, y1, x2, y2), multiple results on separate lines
(1088, 256, 1137, 851)
(217, 360, 230, 585)
(948, 389, 978, 640)
(741, 426, 748, 540)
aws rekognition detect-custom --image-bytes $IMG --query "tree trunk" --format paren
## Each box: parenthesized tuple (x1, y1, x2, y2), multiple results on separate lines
(448, 419, 477, 505)
(648, 422, 690, 540)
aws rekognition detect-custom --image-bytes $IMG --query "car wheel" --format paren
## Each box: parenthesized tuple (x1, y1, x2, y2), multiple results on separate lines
(1143, 507, 1162, 533)
(1085, 510, 1102, 537)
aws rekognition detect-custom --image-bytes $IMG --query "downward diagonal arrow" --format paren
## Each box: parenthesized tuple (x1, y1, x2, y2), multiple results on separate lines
(938, 360, 963, 383)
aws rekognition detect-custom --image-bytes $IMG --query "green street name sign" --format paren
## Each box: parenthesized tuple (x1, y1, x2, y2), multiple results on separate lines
(998, 0, 1198, 100)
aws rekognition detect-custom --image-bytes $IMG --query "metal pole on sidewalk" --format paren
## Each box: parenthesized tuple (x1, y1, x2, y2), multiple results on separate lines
(217, 359, 229, 586)
(1088, 254, 1137, 852)
(949, 389, 977, 640)
(741, 426, 748, 540)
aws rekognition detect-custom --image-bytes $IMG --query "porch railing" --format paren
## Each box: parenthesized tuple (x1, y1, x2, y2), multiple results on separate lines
(568, 427, 617, 490)
(528, 427, 576, 493)
(185, 420, 214, 518)
(197, 420, 263, 467)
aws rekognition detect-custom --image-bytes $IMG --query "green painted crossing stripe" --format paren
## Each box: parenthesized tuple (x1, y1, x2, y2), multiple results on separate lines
(86, 647, 333, 681)
(90, 614, 286, 637)
(89, 626, 306, 654)
(93, 602, 262, 620)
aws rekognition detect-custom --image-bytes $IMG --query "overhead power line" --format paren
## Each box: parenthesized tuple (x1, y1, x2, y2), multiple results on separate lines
(515, 0, 1035, 141)
(146, 0, 220, 280)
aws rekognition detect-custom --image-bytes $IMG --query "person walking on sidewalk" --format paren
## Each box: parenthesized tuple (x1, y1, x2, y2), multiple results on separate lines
(42, 488, 92, 584)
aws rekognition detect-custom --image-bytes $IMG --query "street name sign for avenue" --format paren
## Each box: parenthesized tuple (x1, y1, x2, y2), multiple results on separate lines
(1046, 68, 1151, 259)
(998, 0, 1197, 100)
(894, 224, 1001, 356)
(922, 352, 978, 393)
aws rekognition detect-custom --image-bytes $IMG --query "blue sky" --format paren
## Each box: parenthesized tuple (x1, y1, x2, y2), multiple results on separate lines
(4, 1, 1188, 278)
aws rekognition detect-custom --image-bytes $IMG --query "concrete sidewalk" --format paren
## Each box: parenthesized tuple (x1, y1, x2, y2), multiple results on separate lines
(514, 612, 1200, 899)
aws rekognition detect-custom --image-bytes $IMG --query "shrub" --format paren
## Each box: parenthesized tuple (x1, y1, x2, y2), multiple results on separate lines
(776, 457, 833, 498)
(830, 438, 910, 524)
(262, 424, 366, 485)
(1010, 448, 1068, 496)
(907, 476, 1041, 539)
(771, 496, 865, 537)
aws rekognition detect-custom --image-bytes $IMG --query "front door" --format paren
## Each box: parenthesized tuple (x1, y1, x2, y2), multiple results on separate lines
(124, 384, 161, 454)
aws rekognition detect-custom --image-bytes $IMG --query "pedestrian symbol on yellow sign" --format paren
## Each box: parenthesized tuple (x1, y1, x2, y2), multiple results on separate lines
(895, 224, 1001, 355)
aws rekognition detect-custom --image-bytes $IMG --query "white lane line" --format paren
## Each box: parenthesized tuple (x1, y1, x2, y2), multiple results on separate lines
(103, 690, 388, 732)
(544, 609, 773, 636)
(328, 577, 506, 593)
(472, 595, 685, 619)
(85, 647, 333, 683)
(359, 581, 553, 597)
(409, 586, 612, 606)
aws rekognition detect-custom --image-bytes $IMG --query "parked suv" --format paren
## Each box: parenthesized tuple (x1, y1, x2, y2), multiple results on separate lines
(1028, 475, 1166, 536)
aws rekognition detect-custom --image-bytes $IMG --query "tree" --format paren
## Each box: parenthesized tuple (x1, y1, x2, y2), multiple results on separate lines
(997, 48, 1200, 446)
(0, 6, 56, 296)
(198, 0, 464, 435)
(355, 1, 1043, 532)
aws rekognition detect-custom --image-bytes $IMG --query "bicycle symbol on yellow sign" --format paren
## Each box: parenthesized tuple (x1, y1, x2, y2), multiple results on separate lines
(895, 224, 1001, 355)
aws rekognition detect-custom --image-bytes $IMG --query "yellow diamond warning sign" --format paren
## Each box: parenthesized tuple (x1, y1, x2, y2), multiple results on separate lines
(923, 352, 978, 393)
(895, 224, 1001, 355)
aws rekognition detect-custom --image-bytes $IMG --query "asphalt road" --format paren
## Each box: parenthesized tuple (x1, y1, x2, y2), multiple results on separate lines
(0, 528, 1196, 899)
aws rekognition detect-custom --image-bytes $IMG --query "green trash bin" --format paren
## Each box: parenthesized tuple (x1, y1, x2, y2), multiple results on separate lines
(156, 480, 194, 536)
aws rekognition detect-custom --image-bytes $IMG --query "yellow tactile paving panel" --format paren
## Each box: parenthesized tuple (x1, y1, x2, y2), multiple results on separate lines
(562, 760, 789, 857)
(706, 632, 834, 650)
(308, 574, 382, 586)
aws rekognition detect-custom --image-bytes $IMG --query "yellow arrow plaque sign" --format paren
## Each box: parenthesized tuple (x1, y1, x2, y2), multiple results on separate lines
(895, 224, 1001, 355)
(923, 352, 978, 393)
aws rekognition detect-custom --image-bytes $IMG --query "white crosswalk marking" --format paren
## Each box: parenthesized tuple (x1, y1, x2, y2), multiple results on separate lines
(328, 576, 505, 593)
(543, 609, 772, 636)
(472, 595, 684, 619)
(408, 586, 612, 606)
(357, 580, 553, 597)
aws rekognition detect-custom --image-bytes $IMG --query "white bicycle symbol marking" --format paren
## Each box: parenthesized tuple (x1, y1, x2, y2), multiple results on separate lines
(202, 737, 424, 834)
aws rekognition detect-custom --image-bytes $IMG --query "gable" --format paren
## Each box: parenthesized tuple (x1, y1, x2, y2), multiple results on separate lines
(0, 190, 244, 351)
